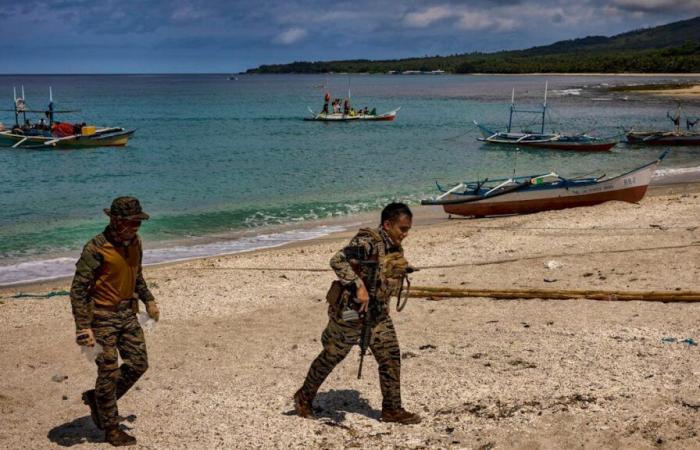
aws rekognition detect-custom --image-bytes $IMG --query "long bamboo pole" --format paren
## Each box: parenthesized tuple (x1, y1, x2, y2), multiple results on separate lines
(409, 285, 700, 302)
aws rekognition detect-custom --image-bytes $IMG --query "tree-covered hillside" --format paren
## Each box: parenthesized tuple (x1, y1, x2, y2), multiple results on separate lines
(247, 16, 700, 74)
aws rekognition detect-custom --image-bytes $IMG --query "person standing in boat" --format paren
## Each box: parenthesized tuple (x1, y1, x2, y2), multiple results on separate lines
(322, 92, 330, 115)
(70, 196, 160, 447)
(293, 202, 421, 425)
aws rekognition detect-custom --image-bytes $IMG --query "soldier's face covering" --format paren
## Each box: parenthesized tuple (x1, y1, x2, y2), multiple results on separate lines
(383, 214, 412, 245)
(110, 217, 142, 242)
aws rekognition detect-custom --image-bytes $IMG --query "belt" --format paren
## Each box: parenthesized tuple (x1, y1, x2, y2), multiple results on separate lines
(94, 298, 134, 312)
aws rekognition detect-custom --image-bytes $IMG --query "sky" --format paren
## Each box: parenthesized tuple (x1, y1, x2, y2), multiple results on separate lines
(1, 0, 699, 74)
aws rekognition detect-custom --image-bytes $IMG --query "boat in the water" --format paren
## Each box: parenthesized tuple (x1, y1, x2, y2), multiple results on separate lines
(625, 105, 700, 146)
(304, 106, 400, 122)
(475, 83, 617, 152)
(305, 88, 399, 122)
(421, 152, 666, 217)
(0, 87, 134, 149)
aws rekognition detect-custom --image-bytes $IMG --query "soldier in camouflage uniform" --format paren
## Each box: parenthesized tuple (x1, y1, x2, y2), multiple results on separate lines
(294, 202, 421, 424)
(71, 196, 160, 447)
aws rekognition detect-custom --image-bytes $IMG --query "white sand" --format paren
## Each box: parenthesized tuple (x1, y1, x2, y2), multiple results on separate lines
(1, 184, 699, 449)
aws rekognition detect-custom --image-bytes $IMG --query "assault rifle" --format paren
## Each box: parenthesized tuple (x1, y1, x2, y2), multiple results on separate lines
(343, 246, 382, 379)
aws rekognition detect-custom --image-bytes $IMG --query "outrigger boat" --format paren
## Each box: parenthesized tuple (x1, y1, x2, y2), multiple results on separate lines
(625, 105, 700, 146)
(304, 106, 400, 122)
(474, 83, 617, 152)
(0, 87, 134, 149)
(305, 85, 399, 122)
(421, 152, 666, 217)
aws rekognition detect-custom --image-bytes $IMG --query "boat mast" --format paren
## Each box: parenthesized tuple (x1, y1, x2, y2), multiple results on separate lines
(541, 81, 548, 134)
(507, 88, 515, 133)
(21, 86, 27, 125)
(675, 103, 681, 133)
(48, 87, 55, 126)
(12, 87, 18, 127)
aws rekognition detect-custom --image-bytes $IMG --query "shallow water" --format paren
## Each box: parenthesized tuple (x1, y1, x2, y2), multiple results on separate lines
(1, 73, 699, 285)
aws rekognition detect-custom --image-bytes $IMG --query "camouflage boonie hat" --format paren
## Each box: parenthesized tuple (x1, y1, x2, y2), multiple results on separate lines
(104, 196, 150, 220)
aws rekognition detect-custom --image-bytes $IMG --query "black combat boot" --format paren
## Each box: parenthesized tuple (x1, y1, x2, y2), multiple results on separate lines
(105, 427, 136, 447)
(293, 388, 314, 418)
(380, 407, 422, 424)
(81, 389, 104, 430)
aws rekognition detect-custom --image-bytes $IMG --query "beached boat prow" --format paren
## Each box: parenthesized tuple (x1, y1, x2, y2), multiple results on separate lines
(304, 107, 400, 122)
(421, 152, 667, 217)
(0, 87, 135, 149)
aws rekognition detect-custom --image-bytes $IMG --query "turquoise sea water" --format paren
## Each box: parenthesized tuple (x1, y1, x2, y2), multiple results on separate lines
(1, 74, 699, 285)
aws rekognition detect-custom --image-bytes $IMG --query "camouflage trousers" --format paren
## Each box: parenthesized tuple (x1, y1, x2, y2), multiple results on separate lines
(92, 306, 148, 428)
(300, 308, 402, 410)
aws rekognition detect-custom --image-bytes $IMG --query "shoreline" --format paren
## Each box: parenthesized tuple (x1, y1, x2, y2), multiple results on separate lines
(3, 179, 699, 296)
(1, 175, 699, 449)
(611, 83, 700, 98)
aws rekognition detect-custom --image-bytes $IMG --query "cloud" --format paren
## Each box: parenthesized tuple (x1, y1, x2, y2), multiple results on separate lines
(0, 0, 698, 73)
(403, 5, 517, 31)
(611, 0, 700, 13)
(275, 27, 307, 45)
(456, 11, 516, 31)
(403, 6, 454, 27)
(170, 5, 212, 23)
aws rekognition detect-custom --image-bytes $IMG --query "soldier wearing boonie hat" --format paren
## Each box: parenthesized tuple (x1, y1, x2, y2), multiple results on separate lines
(70, 196, 159, 447)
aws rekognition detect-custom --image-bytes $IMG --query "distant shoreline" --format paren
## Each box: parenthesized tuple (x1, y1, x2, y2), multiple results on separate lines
(608, 82, 700, 97)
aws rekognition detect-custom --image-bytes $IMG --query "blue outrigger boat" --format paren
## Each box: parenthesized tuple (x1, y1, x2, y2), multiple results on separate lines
(474, 83, 617, 152)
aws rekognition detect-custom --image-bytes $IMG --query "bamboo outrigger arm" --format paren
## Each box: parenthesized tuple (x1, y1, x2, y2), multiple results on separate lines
(409, 285, 700, 303)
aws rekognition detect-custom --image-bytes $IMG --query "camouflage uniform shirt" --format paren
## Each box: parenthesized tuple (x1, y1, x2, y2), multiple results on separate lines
(70, 227, 154, 330)
(329, 226, 404, 305)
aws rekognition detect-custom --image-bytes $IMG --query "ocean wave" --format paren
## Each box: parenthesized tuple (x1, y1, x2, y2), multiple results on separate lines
(652, 166, 700, 185)
(550, 89, 582, 96)
(0, 224, 349, 287)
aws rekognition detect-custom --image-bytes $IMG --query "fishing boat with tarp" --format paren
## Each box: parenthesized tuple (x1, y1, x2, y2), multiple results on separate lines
(0, 87, 135, 149)
(625, 105, 700, 146)
(474, 83, 617, 152)
(421, 152, 666, 217)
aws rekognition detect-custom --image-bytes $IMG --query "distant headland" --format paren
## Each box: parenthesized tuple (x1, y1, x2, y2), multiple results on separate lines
(247, 16, 700, 75)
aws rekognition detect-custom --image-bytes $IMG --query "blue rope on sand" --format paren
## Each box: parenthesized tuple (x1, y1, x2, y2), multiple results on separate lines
(11, 290, 70, 299)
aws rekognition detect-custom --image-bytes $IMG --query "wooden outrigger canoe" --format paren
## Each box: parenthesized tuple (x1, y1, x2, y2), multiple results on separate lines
(474, 83, 617, 152)
(625, 105, 700, 146)
(304, 107, 400, 122)
(0, 86, 135, 149)
(625, 130, 700, 146)
(0, 127, 134, 149)
(421, 152, 666, 217)
(476, 122, 618, 152)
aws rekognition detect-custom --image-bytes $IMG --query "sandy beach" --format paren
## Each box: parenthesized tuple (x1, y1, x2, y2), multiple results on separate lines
(617, 84, 700, 98)
(652, 85, 700, 98)
(1, 182, 700, 449)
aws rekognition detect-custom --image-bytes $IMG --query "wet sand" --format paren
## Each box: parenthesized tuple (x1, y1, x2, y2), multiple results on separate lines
(620, 84, 700, 98)
(1, 183, 700, 449)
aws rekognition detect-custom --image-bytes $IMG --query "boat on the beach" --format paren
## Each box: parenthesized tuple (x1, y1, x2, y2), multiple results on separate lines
(421, 152, 666, 217)
(625, 105, 700, 146)
(0, 87, 134, 149)
(304, 106, 400, 122)
(475, 84, 617, 152)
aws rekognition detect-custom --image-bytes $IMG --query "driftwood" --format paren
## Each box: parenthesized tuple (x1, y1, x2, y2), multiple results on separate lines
(409, 285, 700, 302)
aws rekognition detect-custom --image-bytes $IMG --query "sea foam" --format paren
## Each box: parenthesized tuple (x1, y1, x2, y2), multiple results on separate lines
(0, 224, 349, 287)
